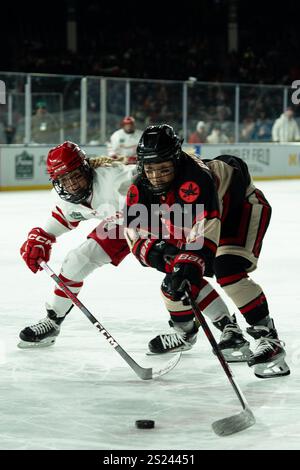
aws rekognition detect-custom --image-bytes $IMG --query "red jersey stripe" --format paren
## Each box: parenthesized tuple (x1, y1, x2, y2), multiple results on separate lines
(218, 272, 248, 287)
(54, 288, 81, 298)
(59, 273, 83, 287)
(170, 309, 193, 316)
(198, 289, 219, 310)
(204, 238, 218, 254)
(52, 211, 70, 229)
(54, 288, 69, 298)
(253, 206, 270, 258)
(240, 293, 266, 315)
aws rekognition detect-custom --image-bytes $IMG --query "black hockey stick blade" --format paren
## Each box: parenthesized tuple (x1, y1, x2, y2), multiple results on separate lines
(212, 405, 256, 437)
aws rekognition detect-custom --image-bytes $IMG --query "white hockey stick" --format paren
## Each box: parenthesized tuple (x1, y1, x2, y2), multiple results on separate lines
(40, 261, 181, 381)
(185, 286, 255, 436)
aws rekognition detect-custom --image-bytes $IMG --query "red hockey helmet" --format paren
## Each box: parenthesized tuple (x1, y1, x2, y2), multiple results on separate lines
(47, 141, 86, 179)
(47, 141, 93, 204)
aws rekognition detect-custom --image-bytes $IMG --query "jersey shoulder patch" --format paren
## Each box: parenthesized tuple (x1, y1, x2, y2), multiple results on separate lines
(126, 184, 139, 206)
(178, 181, 201, 203)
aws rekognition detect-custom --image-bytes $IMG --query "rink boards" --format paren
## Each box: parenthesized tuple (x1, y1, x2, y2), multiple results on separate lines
(1, 143, 300, 190)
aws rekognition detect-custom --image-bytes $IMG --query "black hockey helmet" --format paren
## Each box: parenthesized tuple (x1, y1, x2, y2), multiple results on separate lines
(137, 124, 182, 167)
(136, 125, 183, 194)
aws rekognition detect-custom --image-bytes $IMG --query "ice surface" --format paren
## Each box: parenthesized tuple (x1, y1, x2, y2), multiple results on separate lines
(0, 180, 300, 450)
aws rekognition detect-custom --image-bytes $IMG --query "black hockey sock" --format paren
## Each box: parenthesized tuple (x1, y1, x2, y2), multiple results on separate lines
(254, 315, 272, 328)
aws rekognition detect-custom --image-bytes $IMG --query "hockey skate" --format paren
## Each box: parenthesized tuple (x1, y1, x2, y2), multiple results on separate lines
(148, 320, 198, 354)
(213, 314, 252, 363)
(246, 319, 290, 378)
(18, 309, 66, 349)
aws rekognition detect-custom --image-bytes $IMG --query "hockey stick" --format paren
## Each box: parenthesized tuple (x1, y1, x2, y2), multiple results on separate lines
(40, 261, 181, 381)
(184, 286, 255, 436)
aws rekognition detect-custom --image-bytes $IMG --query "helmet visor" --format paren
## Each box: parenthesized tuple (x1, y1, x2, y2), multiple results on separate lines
(144, 161, 175, 191)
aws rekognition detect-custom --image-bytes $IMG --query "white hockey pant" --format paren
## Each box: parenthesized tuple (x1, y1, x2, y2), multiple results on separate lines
(45, 239, 111, 317)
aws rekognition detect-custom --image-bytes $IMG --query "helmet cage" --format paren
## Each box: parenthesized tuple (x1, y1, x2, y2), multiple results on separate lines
(52, 160, 93, 204)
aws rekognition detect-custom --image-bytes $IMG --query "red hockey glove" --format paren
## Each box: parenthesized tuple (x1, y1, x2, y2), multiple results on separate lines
(20, 227, 56, 273)
(170, 252, 205, 302)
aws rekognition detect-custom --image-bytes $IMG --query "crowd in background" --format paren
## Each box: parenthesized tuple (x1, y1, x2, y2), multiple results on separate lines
(7, 32, 300, 87)
(1, 0, 300, 145)
(3, 1, 300, 86)
(1, 78, 299, 146)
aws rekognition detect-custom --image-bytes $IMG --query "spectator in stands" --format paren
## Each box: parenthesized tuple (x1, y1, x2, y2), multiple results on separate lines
(188, 121, 207, 143)
(107, 116, 143, 163)
(14, 100, 60, 144)
(272, 107, 300, 142)
(206, 124, 229, 144)
(31, 101, 60, 144)
(240, 116, 255, 142)
(252, 112, 272, 142)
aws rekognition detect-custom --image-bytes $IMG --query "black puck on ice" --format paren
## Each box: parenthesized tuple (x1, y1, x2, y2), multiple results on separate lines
(135, 420, 155, 429)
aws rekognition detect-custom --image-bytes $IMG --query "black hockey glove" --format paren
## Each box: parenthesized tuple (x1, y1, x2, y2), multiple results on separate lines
(170, 253, 205, 302)
(132, 239, 180, 273)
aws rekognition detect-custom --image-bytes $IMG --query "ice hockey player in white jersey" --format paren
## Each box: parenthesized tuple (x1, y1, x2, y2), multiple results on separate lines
(107, 116, 143, 163)
(19, 141, 135, 348)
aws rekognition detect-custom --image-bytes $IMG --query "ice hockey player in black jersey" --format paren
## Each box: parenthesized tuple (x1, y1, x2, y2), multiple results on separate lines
(124, 124, 290, 379)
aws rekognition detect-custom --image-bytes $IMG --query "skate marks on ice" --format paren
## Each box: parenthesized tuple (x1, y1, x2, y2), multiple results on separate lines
(0, 183, 300, 449)
(0, 306, 298, 449)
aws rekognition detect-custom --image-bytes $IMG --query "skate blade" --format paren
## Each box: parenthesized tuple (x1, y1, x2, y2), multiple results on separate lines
(213, 344, 252, 363)
(250, 351, 291, 378)
(254, 359, 290, 378)
(221, 345, 253, 363)
(17, 338, 56, 349)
